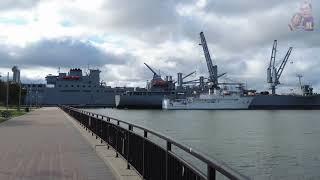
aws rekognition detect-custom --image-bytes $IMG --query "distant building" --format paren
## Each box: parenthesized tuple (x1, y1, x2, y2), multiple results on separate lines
(12, 66, 20, 83)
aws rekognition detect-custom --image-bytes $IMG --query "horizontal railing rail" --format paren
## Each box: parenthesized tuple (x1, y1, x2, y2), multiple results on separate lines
(61, 105, 249, 180)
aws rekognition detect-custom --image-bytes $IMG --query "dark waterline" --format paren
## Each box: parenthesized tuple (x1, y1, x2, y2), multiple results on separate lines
(85, 108, 320, 179)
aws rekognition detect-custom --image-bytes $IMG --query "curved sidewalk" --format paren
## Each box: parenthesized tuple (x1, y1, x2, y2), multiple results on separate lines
(0, 107, 117, 180)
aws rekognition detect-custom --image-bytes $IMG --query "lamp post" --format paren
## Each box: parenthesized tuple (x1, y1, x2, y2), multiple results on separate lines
(18, 80, 21, 111)
(6, 72, 9, 110)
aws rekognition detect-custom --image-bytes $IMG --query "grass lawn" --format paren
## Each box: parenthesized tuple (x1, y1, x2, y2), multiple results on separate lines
(0, 117, 6, 123)
(0, 108, 27, 123)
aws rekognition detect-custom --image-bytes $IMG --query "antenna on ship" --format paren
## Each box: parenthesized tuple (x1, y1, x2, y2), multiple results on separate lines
(296, 74, 303, 87)
(86, 64, 90, 75)
(296, 74, 304, 94)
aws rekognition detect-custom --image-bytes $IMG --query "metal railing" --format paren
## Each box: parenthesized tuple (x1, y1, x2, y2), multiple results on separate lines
(61, 106, 249, 180)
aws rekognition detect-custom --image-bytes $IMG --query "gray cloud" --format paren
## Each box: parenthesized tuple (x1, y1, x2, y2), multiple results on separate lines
(0, 38, 130, 68)
(204, 0, 295, 16)
(101, 0, 180, 29)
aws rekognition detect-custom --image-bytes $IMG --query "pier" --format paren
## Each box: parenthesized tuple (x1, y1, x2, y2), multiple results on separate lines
(0, 106, 249, 180)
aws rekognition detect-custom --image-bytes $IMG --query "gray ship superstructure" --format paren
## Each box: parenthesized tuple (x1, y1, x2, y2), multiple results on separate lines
(24, 68, 132, 106)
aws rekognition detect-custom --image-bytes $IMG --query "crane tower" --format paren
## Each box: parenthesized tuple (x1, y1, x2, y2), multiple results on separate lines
(267, 40, 293, 95)
(199, 32, 220, 89)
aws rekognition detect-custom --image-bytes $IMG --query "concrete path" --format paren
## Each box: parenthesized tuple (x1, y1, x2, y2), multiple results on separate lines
(0, 107, 117, 180)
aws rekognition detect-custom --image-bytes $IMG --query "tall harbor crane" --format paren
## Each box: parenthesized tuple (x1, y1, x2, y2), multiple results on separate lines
(267, 40, 293, 95)
(199, 32, 225, 89)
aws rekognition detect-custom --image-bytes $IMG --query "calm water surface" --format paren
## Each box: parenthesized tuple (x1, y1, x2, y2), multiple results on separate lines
(86, 108, 320, 179)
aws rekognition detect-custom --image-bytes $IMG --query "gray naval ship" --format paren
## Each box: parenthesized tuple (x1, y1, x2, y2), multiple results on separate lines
(24, 68, 132, 107)
(249, 40, 320, 110)
(115, 63, 203, 109)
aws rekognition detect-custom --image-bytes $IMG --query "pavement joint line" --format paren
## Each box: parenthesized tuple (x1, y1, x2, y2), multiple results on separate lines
(62, 109, 143, 180)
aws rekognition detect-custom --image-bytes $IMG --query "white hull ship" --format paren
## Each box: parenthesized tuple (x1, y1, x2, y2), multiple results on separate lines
(163, 92, 254, 110)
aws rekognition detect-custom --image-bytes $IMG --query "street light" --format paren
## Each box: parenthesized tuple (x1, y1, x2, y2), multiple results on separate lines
(18, 80, 21, 111)
(6, 72, 9, 110)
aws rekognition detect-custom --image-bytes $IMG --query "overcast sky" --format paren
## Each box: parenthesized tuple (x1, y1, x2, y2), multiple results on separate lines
(0, 0, 319, 93)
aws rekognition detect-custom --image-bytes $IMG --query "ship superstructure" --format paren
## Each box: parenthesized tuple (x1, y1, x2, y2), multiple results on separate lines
(24, 68, 132, 106)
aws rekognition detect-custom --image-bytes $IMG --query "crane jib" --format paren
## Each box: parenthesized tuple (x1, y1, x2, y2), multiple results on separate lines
(144, 63, 158, 76)
(199, 32, 218, 86)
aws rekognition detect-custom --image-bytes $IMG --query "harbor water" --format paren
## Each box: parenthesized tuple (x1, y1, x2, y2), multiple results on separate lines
(86, 108, 320, 179)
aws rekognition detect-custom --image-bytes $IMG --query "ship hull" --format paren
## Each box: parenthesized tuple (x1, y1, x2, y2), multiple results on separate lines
(162, 95, 254, 110)
(163, 95, 320, 110)
(249, 95, 320, 110)
(115, 94, 164, 109)
(25, 88, 119, 107)
(163, 96, 254, 110)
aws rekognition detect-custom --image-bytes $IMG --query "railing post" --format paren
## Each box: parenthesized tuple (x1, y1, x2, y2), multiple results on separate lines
(87, 116, 90, 131)
(95, 119, 98, 139)
(91, 117, 94, 136)
(143, 131, 147, 178)
(100, 120, 103, 143)
(107, 118, 110, 149)
(207, 165, 216, 180)
(166, 142, 172, 180)
(127, 125, 133, 169)
(115, 126, 119, 158)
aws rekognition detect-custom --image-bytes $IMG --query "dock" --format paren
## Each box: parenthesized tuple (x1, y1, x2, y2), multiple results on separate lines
(0, 107, 117, 180)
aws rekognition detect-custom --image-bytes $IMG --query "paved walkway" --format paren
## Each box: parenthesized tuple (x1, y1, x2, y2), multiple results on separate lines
(0, 107, 116, 180)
